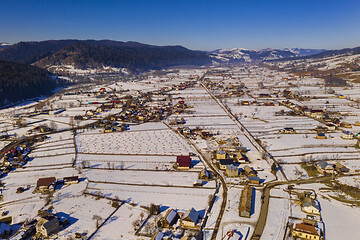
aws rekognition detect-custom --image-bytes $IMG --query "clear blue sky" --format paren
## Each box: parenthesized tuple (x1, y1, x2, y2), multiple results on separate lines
(1, 0, 360, 50)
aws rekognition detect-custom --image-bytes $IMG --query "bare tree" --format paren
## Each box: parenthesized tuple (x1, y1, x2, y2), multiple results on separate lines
(92, 215, 102, 228)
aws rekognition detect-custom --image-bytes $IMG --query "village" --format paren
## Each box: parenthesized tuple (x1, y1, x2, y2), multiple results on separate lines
(0, 64, 359, 240)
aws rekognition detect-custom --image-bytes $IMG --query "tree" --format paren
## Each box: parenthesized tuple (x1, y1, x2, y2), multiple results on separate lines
(92, 215, 102, 228)
(271, 162, 277, 173)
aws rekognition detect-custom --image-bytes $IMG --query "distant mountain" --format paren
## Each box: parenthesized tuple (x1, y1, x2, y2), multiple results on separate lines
(210, 48, 326, 63)
(263, 45, 360, 84)
(288, 46, 360, 60)
(0, 40, 212, 73)
(0, 60, 57, 107)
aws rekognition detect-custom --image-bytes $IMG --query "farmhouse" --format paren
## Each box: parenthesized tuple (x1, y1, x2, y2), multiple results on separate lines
(302, 197, 320, 215)
(243, 165, 257, 176)
(199, 169, 212, 180)
(0, 132, 8, 140)
(219, 159, 233, 170)
(181, 208, 199, 228)
(248, 176, 261, 184)
(341, 131, 354, 140)
(316, 133, 326, 139)
(315, 161, 334, 174)
(35, 215, 60, 237)
(282, 127, 296, 134)
(36, 177, 56, 192)
(325, 124, 336, 131)
(239, 185, 253, 218)
(292, 223, 321, 240)
(216, 150, 227, 160)
(225, 165, 239, 177)
(340, 121, 352, 128)
(161, 209, 179, 227)
(176, 155, 191, 170)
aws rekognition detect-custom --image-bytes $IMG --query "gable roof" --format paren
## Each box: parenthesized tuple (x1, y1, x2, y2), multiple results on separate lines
(165, 209, 178, 224)
(219, 159, 233, 165)
(37, 177, 56, 187)
(316, 161, 328, 169)
(182, 207, 199, 224)
(293, 223, 320, 236)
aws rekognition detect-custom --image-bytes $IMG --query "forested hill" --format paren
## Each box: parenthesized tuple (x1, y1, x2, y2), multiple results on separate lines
(0, 60, 57, 106)
(0, 40, 212, 72)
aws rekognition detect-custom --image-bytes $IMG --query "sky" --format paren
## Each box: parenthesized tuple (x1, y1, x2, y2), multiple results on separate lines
(1, 0, 360, 51)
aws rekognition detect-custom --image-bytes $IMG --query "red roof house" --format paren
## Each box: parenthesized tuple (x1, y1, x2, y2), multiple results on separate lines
(176, 155, 191, 169)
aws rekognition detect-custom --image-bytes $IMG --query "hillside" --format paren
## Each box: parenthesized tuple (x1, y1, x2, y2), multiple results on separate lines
(0, 40, 212, 73)
(0, 60, 57, 106)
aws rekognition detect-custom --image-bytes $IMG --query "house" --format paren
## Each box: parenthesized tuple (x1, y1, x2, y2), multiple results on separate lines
(180, 232, 201, 240)
(104, 127, 113, 133)
(177, 156, 191, 170)
(282, 127, 295, 134)
(248, 176, 261, 184)
(302, 197, 320, 215)
(36, 177, 56, 192)
(161, 209, 179, 227)
(152, 231, 164, 240)
(340, 121, 352, 128)
(326, 124, 336, 131)
(316, 133, 326, 139)
(216, 150, 227, 160)
(36, 215, 60, 237)
(63, 176, 79, 185)
(334, 162, 349, 173)
(193, 180, 203, 187)
(219, 159, 233, 170)
(181, 208, 199, 228)
(222, 230, 241, 240)
(310, 110, 324, 119)
(341, 131, 354, 140)
(0, 132, 8, 140)
(315, 161, 334, 174)
(85, 110, 95, 116)
(225, 165, 239, 177)
(239, 185, 253, 218)
(243, 165, 257, 176)
(0, 222, 12, 239)
(199, 169, 212, 180)
(292, 223, 321, 240)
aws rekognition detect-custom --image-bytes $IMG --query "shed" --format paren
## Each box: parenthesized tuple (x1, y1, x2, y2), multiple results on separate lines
(63, 176, 79, 185)
(334, 162, 349, 173)
(239, 185, 253, 218)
